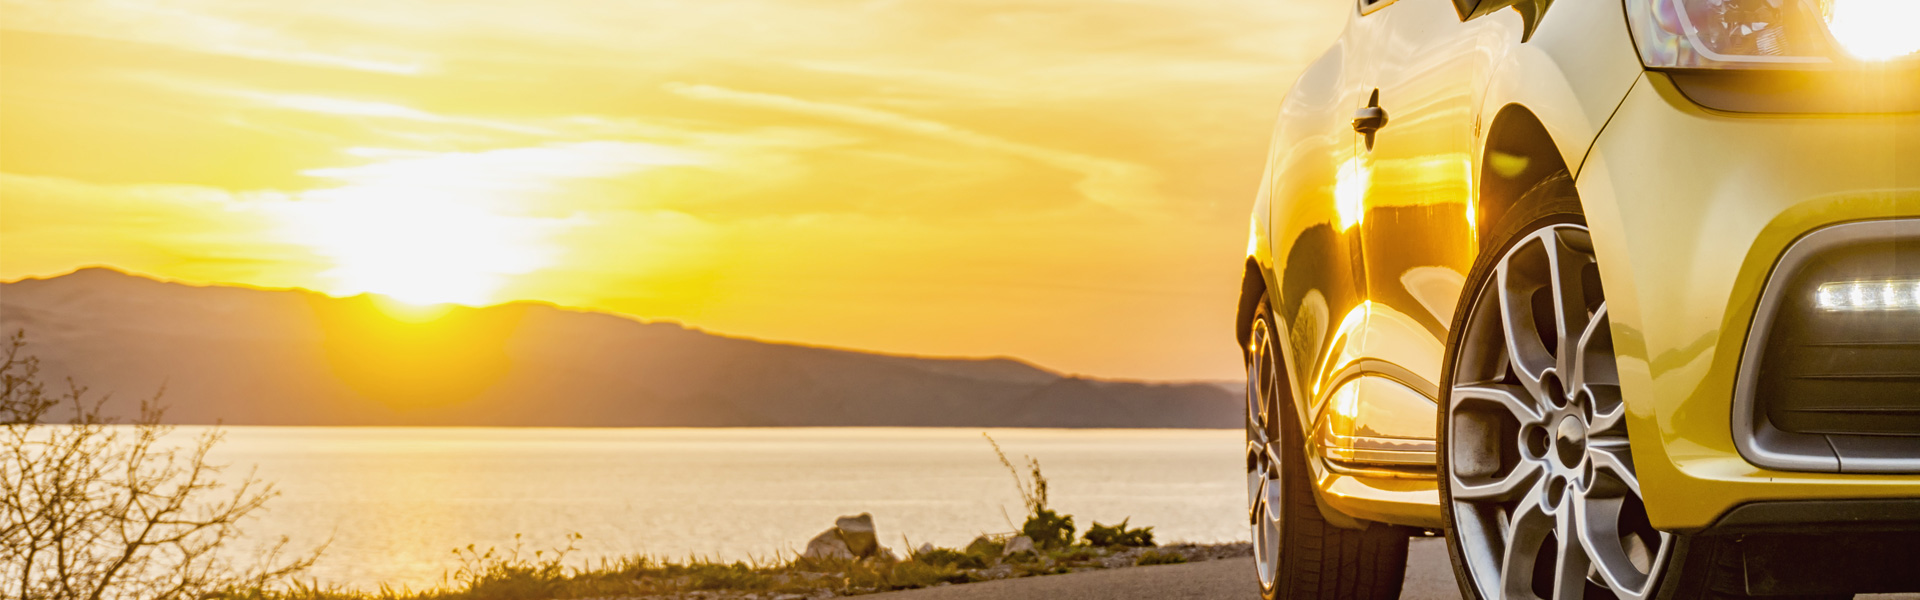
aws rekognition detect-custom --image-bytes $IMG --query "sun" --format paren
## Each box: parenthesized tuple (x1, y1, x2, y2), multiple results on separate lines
(273, 149, 580, 307)
(264, 141, 691, 307)
(288, 193, 546, 306)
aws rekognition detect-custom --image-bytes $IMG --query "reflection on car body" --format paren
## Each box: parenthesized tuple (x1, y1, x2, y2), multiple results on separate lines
(1236, 0, 1919, 597)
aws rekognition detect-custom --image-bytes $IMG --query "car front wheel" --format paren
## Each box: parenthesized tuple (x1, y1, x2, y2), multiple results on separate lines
(1436, 174, 1847, 600)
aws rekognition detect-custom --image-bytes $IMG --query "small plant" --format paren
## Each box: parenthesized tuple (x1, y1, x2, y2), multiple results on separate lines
(1020, 508, 1075, 550)
(984, 433, 1076, 549)
(1011, 561, 1069, 577)
(915, 547, 987, 569)
(984, 433, 1048, 517)
(886, 560, 970, 587)
(676, 560, 773, 591)
(1135, 550, 1189, 566)
(1051, 545, 1102, 565)
(451, 532, 581, 599)
(1084, 518, 1156, 548)
(964, 536, 1005, 559)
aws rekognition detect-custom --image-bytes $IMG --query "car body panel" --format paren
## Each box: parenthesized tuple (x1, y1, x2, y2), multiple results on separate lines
(1580, 73, 1920, 532)
(1483, 0, 1645, 178)
(1258, 29, 1366, 432)
(1247, 0, 1919, 532)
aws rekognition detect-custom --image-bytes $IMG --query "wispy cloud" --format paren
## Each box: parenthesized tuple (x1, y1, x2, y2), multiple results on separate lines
(229, 92, 556, 135)
(0, 0, 432, 74)
(664, 83, 1161, 212)
(303, 142, 703, 206)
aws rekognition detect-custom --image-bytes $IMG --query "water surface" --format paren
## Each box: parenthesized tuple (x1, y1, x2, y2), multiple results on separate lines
(204, 427, 1247, 589)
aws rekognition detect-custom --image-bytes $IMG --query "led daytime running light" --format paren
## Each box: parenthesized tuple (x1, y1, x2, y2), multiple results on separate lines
(1814, 280, 1920, 311)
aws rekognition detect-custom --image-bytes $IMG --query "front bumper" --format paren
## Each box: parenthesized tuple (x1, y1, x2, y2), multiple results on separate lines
(1577, 72, 1920, 532)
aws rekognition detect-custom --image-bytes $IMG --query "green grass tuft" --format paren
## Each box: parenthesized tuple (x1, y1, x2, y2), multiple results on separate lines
(915, 547, 988, 570)
(1083, 518, 1155, 548)
(1133, 550, 1189, 566)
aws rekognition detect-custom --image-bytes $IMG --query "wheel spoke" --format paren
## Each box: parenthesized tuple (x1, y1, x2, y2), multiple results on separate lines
(1450, 383, 1548, 488)
(1247, 329, 1270, 445)
(1587, 441, 1640, 497)
(1585, 384, 1628, 437)
(1454, 457, 1544, 502)
(1252, 486, 1275, 583)
(1261, 350, 1279, 428)
(1498, 494, 1554, 599)
(1542, 231, 1597, 380)
(1249, 466, 1270, 522)
(1550, 507, 1593, 600)
(1247, 447, 1264, 521)
(1569, 305, 1616, 392)
(1452, 383, 1548, 427)
(1263, 462, 1284, 522)
(1576, 492, 1657, 599)
(1495, 259, 1555, 398)
(1249, 436, 1282, 588)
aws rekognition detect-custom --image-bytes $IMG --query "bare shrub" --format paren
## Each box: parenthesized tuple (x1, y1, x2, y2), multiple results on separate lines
(982, 433, 1074, 549)
(0, 331, 317, 599)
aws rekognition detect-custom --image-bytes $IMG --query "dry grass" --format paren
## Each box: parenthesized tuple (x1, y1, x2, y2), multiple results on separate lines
(221, 540, 1250, 600)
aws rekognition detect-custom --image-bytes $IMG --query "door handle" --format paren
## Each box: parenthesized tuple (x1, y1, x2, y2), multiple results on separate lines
(1353, 105, 1388, 150)
(1352, 106, 1388, 135)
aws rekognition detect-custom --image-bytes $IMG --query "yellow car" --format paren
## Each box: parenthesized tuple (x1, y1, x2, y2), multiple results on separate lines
(1237, 0, 1919, 597)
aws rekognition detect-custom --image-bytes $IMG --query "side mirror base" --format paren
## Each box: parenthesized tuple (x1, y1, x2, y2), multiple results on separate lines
(1451, 0, 1555, 42)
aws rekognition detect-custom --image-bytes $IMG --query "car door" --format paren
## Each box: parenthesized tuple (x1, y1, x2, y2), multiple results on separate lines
(1326, 0, 1496, 461)
(1358, 0, 1489, 378)
(1261, 11, 1377, 429)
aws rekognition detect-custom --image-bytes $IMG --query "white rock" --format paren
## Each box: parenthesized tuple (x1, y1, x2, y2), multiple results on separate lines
(803, 528, 853, 560)
(917, 542, 936, 557)
(835, 513, 879, 557)
(1002, 535, 1035, 556)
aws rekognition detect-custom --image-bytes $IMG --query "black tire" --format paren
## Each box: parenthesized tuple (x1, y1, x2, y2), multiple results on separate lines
(1249, 299, 1409, 600)
(1434, 173, 1848, 600)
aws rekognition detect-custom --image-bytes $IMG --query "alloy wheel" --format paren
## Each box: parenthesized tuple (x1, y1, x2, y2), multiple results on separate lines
(1247, 316, 1284, 591)
(1447, 223, 1671, 600)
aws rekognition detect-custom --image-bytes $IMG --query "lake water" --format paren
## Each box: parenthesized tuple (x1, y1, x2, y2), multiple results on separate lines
(200, 427, 1248, 590)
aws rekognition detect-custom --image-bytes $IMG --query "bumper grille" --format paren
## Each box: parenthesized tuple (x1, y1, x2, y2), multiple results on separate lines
(1760, 311, 1920, 437)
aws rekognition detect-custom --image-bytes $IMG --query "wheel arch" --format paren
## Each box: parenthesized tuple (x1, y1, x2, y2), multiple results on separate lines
(1236, 257, 1268, 352)
(1476, 103, 1575, 245)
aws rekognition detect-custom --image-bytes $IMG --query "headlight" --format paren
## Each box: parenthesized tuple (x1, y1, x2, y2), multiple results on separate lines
(1626, 0, 1920, 69)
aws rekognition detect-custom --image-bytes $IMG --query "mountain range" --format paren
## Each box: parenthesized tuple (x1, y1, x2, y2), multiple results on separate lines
(0, 268, 1241, 428)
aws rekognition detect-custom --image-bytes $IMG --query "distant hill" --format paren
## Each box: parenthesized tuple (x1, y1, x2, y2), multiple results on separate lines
(0, 268, 1241, 428)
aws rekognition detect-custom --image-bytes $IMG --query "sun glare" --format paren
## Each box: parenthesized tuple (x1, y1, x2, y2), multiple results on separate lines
(1333, 157, 1369, 231)
(270, 142, 692, 306)
(1825, 0, 1920, 60)
(277, 153, 567, 306)
(280, 190, 554, 306)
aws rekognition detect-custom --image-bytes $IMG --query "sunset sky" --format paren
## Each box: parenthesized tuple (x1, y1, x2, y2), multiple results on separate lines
(0, 0, 1347, 381)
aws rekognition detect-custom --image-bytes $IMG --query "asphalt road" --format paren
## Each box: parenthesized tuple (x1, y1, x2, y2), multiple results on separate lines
(863, 538, 1920, 600)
